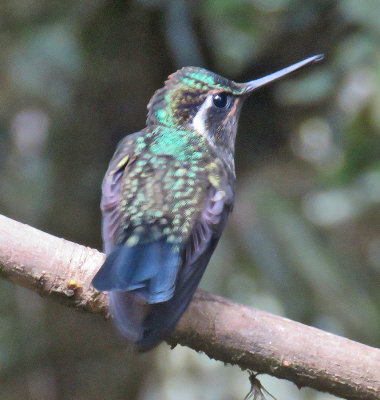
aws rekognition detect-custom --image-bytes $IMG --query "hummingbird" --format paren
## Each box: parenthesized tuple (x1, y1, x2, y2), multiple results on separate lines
(92, 55, 323, 351)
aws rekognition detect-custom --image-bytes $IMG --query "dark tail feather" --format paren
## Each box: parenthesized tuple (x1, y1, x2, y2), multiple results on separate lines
(109, 291, 149, 341)
(136, 238, 218, 351)
(92, 241, 181, 343)
(92, 241, 180, 302)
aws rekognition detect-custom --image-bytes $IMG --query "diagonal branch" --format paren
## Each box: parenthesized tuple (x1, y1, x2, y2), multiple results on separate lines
(0, 214, 379, 400)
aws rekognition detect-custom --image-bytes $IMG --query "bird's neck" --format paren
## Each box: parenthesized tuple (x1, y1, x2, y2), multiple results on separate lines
(149, 125, 235, 175)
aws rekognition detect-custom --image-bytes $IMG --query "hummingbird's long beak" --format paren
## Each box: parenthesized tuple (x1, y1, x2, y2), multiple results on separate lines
(242, 54, 324, 94)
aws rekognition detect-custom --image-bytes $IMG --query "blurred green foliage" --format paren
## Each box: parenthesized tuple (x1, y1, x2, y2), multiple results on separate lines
(0, 1, 379, 399)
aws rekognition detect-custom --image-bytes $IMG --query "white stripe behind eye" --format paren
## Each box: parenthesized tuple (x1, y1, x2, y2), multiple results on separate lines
(192, 95, 213, 136)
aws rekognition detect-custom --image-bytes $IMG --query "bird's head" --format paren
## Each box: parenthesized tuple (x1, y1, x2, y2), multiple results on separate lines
(147, 55, 323, 154)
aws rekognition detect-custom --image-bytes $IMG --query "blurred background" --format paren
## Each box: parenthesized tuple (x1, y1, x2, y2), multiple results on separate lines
(0, 0, 379, 399)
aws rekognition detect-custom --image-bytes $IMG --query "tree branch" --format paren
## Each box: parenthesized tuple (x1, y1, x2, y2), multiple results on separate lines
(0, 214, 379, 400)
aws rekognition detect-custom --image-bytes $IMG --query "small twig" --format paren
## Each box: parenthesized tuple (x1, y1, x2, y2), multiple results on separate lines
(244, 372, 278, 400)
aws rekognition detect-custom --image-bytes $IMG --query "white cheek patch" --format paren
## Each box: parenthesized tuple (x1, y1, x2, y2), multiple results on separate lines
(192, 95, 213, 136)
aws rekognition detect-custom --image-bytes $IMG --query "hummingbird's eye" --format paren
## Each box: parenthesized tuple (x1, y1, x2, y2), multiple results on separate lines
(212, 93, 229, 108)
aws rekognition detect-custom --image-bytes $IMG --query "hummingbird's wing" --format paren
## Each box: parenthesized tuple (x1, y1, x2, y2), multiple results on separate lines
(99, 135, 137, 255)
